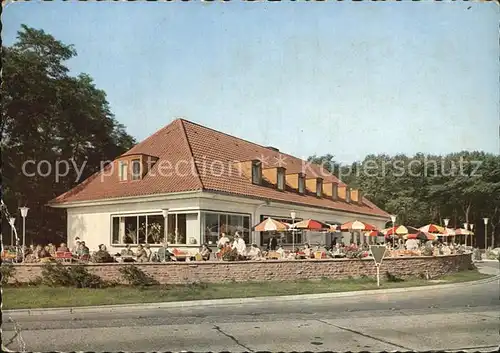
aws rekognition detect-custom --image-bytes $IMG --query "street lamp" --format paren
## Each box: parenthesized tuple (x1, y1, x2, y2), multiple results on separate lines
(390, 215, 397, 247)
(162, 209, 169, 244)
(290, 211, 296, 251)
(19, 206, 29, 262)
(463, 223, 468, 247)
(443, 218, 449, 227)
(483, 218, 489, 252)
(470, 224, 474, 247)
(9, 217, 16, 246)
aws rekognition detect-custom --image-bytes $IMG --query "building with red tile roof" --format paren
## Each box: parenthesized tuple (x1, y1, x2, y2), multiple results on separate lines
(50, 118, 390, 252)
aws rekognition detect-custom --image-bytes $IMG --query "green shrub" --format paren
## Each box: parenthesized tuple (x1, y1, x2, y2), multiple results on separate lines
(385, 271, 404, 282)
(1, 264, 16, 285)
(41, 263, 105, 288)
(118, 265, 159, 286)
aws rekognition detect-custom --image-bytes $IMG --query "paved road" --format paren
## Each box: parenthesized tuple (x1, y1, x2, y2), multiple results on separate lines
(3, 263, 499, 352)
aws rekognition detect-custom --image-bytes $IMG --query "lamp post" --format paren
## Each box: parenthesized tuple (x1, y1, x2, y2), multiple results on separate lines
(290, 211, 296, 252)
(483, 218, 489, 252)
(443, 218, 450, 244)
(470, 224, 474, 247)
(463, 223, 468, 247)
(19, 206, 29, 262)
(390, 215, 396, 247)
(162, 209, 169, 244)
(9, 217, 16, 246)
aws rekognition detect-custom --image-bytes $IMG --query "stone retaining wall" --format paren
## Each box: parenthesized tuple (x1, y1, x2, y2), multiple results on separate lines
(6, 253, 473, 284)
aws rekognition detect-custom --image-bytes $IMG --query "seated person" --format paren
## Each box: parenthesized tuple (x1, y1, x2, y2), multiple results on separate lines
(246, 244, 262, 260)
(47, 243, 56, 256)
(302, 243, 312, 258)
(77, 242, 90, 259)
(72, 241, 81, 254)
(231, 232, 247, 255)
(121, 244, 135, 256)
(57, 243, 70, 253)
(200, 244, 212, 261)
(276, 245, 285, 258)
(144, 244, 152, 261)
(92, 244, 113, 263)
(39, 245, 52, 258)
(135, 244, 149, 262)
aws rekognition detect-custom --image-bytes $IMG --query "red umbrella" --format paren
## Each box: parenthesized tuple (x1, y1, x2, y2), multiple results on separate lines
(341, 220, 377, 231)
(419, 224, 445, 234)
(365, 230, 384, 237)
(406, 232, 436, 241)
(292, 219, 330, 230)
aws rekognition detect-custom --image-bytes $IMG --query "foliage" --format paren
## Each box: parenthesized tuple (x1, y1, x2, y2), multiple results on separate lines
(118, 265, 159, 286)
(1, 25, 135, 245)
(40, 262, 104, 288)
(0, 264, 16, 285)
(385, 271, 404, 282)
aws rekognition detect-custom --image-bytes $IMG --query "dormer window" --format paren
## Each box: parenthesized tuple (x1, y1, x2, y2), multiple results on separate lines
(277, 168, 285, 191)
(252, 161, 262, 184)
(131, 159, 141, 180)
(119, 161, 128, 181)
(316, 179, 323, 197)
(298, 174, 305, 194)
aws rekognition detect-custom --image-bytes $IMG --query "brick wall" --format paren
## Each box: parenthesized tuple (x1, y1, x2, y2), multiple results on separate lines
(7, 254, 472, 285)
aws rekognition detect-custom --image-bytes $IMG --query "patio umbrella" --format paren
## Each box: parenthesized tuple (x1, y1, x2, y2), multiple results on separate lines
(365, 230, 384, 237)
(292, 219, 330, 230)
(327, 223, 341, 232)
(455, 228, 474, 246)
(383, 225, 420, 236)
(253, 218, 288, 232)
(406, 232, 436, 241)
(419, 224, 445, 234)
(341, 220, 377, 231)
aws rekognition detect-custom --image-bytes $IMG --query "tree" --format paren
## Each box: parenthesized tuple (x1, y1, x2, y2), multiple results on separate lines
(1, 25, 135, 245)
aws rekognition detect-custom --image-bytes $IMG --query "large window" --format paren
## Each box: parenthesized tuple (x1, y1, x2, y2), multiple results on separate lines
(259, 215, 303, 247)
(166, 213, 187, 245)
(111, 213, 187, 245)
(201, 212, 251, 245)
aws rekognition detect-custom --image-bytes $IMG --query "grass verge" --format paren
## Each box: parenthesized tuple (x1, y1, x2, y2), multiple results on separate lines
(2, 270, 492, 310)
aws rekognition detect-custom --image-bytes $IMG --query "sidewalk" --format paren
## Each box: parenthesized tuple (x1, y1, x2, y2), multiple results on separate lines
(4, 270, 499, 316)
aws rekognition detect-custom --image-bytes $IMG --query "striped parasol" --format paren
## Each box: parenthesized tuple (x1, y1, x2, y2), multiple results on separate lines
(383, 225, 420, 236)
(253, 218, 288, 232)
(341, 220, 377, 231)
(292, 219, 330, 230)
(419, 224, 445, 234)
(405, 232, 436, 241)
(365, 230, 385, 237)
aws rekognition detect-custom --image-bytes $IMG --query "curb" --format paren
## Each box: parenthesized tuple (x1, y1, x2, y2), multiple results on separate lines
(5, 274, 499, 317)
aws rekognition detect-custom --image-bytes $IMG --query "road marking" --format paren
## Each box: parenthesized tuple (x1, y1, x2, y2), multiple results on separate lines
(315, 319, 413, 350)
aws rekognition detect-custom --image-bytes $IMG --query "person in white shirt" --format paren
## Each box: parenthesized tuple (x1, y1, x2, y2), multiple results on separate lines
(246, 244, 262, 260)
(232, 232, 247, 255)
(217, 233, 230, 249)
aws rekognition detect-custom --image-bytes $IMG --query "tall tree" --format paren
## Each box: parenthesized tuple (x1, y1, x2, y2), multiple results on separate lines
(1, 25, 135, 245)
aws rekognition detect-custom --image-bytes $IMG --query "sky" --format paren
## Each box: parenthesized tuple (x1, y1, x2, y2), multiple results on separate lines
(3, 0, 499, 164)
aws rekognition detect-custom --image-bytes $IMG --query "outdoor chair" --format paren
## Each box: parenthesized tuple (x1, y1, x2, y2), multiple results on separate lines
(156, 247, 166, 262)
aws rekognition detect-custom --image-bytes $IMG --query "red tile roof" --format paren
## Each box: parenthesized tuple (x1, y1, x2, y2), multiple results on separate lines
(50, 119, 389, 218)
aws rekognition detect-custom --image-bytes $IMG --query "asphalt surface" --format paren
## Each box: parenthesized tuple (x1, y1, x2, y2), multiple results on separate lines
(3, 262, 499, 352)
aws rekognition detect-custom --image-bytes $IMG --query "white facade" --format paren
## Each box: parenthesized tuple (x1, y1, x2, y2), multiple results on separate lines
(60, 191, 388, 253)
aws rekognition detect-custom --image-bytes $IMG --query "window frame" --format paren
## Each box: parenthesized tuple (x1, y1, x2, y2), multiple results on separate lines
(118, 161, 128, 181)
(131, 159, 141, 180)
(251, 161, 262, 185)
(277, 168, 285, 191)
(316, 178, 323, 197)
(298, 174, 305, 194)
